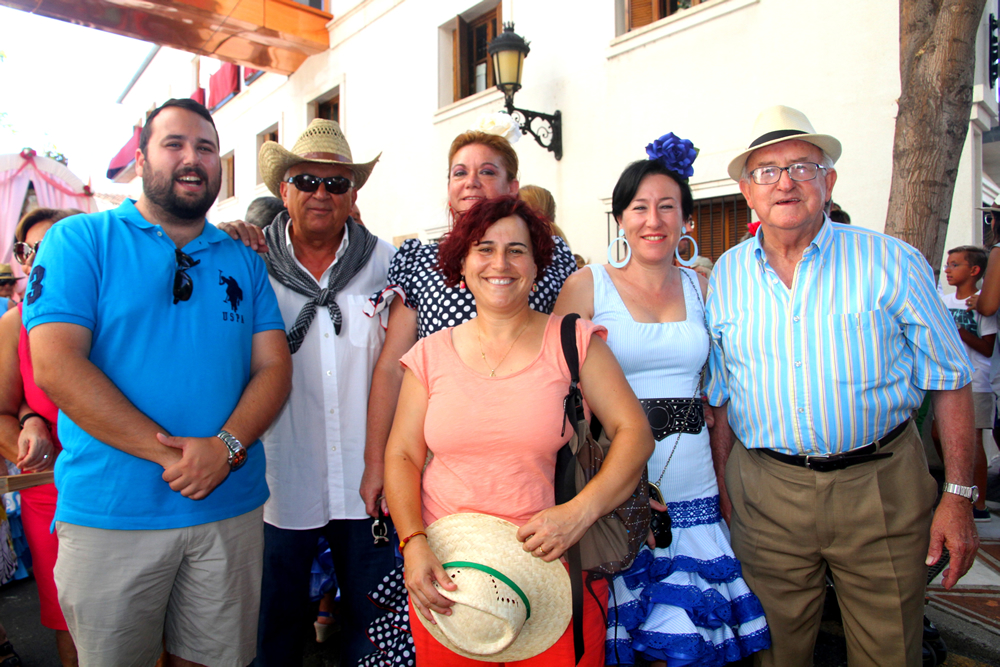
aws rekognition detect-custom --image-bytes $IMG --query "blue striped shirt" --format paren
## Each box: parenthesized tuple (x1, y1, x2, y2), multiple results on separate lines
(706, 220, 972, 455)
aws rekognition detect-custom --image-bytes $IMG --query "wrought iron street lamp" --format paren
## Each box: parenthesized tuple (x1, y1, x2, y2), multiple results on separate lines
(488, 23, 563, 160)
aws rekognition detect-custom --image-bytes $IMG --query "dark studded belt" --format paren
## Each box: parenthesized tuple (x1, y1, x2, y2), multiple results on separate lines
(759, 419, 909, 472)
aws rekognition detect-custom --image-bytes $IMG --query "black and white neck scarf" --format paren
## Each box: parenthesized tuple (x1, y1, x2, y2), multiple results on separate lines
(263, 213, 378, 353)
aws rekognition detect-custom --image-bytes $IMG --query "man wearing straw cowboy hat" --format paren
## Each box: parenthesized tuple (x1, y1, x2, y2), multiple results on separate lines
(706, 105, 978, 666)
(22, 98, 292, 667)
(252, 119, 397, 667)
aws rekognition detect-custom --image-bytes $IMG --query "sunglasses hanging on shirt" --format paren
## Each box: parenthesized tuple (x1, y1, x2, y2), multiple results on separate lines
(173, 248, 201, 304)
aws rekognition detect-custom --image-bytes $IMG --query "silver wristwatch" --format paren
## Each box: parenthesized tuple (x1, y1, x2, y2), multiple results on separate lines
(216, 430, 248, 471)
(943, 482, 979, 504)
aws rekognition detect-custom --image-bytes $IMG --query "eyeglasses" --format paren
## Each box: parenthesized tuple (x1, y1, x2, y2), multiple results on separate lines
(12, 240, 39, 264)
(749, 162, 826, 185)
(945, 262, 969, 269)
(173, 248, 201, 304)
(286, 174, 353, 195)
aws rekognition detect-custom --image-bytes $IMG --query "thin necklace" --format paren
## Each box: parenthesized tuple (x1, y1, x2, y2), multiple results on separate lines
(476, 317, 530, 377)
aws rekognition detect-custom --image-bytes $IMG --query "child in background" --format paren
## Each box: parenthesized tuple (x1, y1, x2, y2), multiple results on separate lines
(942, 244, 995, 521)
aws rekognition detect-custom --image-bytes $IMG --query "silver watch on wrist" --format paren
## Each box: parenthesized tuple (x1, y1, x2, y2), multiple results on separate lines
(216, 430, 247, 471)
(943, 482, 979, 504)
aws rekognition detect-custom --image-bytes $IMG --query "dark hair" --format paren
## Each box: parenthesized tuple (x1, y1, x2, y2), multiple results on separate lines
(245, 196, 286, 229)
(139, 98, 218, 156)
(830, 209, 852, 224)
(948, 244, 988, 276)
(15, 207, 77, 243)
(611, 160, 693, 222)
(448, 131, 519, 182)
(437, 196, 554, 288)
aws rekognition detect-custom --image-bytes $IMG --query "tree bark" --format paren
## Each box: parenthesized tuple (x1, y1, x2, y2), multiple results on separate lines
(884, 0, 986, 267)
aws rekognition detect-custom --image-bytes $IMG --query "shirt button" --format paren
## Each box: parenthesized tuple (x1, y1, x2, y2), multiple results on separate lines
(331, 446, 337, 452)
(324, 333, 330, 338)
(326, 370, 332, 376)
(157, 231, 163, 237)
(795, 361, 802, 367)
(798, 408, 805, 414)
(793, 316, 801, 322)
(329, 408, 335, 414)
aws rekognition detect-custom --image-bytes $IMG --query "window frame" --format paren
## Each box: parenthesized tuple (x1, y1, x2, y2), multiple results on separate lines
(221, 151, 236, 202)
(451, 1, 502, 103)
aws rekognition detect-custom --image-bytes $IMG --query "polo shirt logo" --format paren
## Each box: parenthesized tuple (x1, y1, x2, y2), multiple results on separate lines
(219, 270, 245, 323)
(26, 266, 45, 305)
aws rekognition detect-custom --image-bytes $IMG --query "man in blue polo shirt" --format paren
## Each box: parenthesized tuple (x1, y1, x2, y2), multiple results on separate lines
(23, 98, 292, 667)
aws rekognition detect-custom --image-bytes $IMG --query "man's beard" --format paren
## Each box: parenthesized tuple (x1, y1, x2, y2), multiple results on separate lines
(142, 165, 221, 222)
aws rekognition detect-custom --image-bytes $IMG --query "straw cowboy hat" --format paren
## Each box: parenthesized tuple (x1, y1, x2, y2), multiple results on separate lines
(259, 119, 380, 197)
(727, 105, 842, 181)
(0, 264, 24, 282)
(416, 513, 571, 662)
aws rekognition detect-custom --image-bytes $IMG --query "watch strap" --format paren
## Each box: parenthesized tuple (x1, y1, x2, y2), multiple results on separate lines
(216, 430, 247, 470)
(943, 482, 978, 503)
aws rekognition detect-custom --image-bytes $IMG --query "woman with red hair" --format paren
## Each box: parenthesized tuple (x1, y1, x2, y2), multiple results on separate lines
(384, 195, 652, 665)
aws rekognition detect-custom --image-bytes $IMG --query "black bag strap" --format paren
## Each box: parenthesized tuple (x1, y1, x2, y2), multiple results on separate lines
(558, 313, 585, 664)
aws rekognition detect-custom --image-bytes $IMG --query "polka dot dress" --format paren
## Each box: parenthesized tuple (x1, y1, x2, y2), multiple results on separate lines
(368, 236, 577, 338)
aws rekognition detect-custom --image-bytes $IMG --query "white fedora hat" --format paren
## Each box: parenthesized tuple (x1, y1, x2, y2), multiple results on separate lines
(416, 513, 571, 662)
(258, 119, 380, 197)
(727, 105, 842, 181)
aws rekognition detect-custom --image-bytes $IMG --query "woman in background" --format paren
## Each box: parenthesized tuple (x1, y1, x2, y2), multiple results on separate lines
(0, 207, 80, 667)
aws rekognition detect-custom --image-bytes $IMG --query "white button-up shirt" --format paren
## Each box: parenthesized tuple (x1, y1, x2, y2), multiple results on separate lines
(262, 221, 396, 528)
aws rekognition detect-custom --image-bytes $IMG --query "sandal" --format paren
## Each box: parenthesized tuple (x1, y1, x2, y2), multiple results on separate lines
(0, 641, 21, 666)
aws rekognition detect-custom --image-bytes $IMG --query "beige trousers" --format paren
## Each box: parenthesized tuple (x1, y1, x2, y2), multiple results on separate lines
(726, 423, 936, 667)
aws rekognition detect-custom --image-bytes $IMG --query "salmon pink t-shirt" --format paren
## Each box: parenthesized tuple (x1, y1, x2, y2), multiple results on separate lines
(400, 314, 607, 527)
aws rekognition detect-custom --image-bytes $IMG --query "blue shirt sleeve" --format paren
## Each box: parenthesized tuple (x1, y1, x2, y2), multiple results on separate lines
(23, 217, 101, 332)
(896, 245, 973, 390)
(246, 250, 286, 335)
(705, 259, 730, 407)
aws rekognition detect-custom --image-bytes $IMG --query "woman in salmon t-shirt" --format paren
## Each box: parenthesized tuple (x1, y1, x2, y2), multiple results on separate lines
(384, 196, 653, 666)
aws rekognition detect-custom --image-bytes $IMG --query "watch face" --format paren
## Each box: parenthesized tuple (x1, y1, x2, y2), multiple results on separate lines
(972, 486, 980, 504)
(230, 447, 248, 471)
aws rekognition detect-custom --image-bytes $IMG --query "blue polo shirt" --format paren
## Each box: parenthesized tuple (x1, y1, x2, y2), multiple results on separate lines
(23, 200, 285, 530)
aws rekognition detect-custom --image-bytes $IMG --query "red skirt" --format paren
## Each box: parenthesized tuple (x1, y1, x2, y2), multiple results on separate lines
(19, 482, 68, 631)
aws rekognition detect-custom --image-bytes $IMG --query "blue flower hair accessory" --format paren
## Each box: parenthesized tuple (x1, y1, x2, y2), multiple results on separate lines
(645, 132, 699, 180)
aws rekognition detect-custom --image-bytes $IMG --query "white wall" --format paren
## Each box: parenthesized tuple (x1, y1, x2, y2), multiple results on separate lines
(122, 0, 989, 271)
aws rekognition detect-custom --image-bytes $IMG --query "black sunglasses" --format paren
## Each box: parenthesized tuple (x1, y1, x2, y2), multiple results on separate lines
(173, 249, 201, 304)
(286, 174, 353, 195)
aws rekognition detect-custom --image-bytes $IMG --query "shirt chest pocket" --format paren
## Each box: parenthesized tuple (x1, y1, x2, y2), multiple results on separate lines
(345, 294, 384, 349)
(829, 310, 896, 388)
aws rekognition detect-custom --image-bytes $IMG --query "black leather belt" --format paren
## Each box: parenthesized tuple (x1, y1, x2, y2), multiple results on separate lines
(759, 420, 909, 472)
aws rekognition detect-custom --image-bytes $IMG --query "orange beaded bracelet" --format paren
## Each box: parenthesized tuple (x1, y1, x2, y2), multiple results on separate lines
(399, 530, 427, 552)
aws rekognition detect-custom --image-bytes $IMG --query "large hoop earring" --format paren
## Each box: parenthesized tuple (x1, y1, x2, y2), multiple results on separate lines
(607, 229, 631, 269)
(675, 235, 699, 267)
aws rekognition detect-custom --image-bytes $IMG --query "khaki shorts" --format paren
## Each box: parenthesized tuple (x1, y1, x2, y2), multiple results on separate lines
(54, 507, 264, 667)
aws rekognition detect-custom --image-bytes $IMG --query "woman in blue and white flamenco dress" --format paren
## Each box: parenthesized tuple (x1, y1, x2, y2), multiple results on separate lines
(554, 135, 769, 666)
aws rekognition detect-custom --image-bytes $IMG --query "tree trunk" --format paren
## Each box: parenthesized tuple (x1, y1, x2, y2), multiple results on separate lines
(884, 0, 986, 268)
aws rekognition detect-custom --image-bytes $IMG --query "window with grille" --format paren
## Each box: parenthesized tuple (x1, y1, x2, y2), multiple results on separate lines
(689, 194, 751, 261)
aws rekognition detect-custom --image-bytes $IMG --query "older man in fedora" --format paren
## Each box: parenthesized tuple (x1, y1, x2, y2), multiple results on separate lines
(706, 105, 978, 666)
(252, 119, 397, 667)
